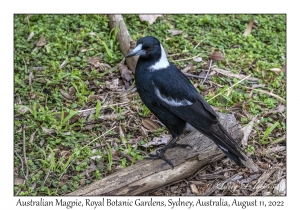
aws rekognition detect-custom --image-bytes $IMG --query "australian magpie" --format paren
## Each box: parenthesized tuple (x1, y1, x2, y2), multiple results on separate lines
(126, 36, 245, 169)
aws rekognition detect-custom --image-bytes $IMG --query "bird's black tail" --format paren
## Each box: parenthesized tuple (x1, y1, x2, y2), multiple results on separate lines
(204, 122, 245, 166)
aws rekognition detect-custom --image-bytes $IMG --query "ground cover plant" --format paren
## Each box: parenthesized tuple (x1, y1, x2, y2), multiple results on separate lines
(14, 14, 286, 196)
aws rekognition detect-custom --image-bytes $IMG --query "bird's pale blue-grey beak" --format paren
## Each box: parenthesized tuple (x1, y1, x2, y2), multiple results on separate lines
(125, 44, 146, 58)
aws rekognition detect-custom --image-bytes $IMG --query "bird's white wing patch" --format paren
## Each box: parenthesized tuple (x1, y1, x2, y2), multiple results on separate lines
(154, 86, 193, 107)
(149, 45, 170, 71)
(218, 144, 228, 152)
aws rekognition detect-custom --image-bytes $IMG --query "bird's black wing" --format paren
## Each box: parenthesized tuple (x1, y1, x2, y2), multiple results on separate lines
(152, 66, 245, 165)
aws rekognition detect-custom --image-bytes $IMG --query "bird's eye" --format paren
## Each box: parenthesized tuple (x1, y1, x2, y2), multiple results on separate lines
(145, 46, 153, 51)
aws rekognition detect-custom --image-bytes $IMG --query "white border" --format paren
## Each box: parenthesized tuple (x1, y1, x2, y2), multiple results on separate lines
(2, 0, 296, 209)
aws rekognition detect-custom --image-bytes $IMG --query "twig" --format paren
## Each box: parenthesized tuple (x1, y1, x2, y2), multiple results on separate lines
(172, 53, 202, 62)
(59, 159, 75, 181)
(82, 126, 116, 150)
(201, 59, 213, 85)
(245, 87, 286, 102)
(22, 58, 27, 72)
(78, 102, 129, 114)
(22, 125, 29, 180)
(207, 75, 252, 102)
(212, 67, 259, 82)
(43, 169, 51, 185)
(183, 73, 206, 79)
(193, 38, 207, 50)
(14, 151, 26, 178)
(31, 66, 46, 71)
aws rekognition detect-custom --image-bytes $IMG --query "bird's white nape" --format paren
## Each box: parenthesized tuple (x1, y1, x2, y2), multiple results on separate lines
(149, 44, 170, 71)
(154, 85, 193, 107)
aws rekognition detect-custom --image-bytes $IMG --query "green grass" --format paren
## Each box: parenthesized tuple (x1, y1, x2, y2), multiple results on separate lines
(14, 14, 286, 196)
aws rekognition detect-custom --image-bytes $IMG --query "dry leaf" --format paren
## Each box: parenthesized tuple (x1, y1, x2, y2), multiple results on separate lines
(139, 15, 162, 25)
(273, 179, 286, 195)
(119, 125, 125, 139)
(60, 60, 67, 69)
(60, 89, 75, 100)
(243, 20, 254, 37)
(118, 63, 132, 89)
(106, 79, 119, 89)
(29, 131, 37, 143)
(90, 155, 102, 160)
(14, 178, 25, 185)
(79, 108, 96, 117)
(209, 51, 224, 61)
(60, 131, 72, 135)
(168, 29, 183, 36)
(41, 126, 56, 134)
(276, 104, 286, 113)
(81, 48, 87, 53)
(89, 32, 97, 36)
(190, 184, 199, 195)
(36, 34, 47, 47)
(282, 64, 286, 73)
(18, 106, 30, 114)
(27, 32, 34, 41)
(69, 86, 76, 95)
(84, 124, 94, 130)
(269, 68, 282, 74)
(88, 57, 111, 70)
(142, 134, 171, 148)
(142, 118, 159, 131)
(192, 57, 203, 62)
(112, 78, 119, 87)
(28, 71, 33, 85)
(182, 65, 194, 73)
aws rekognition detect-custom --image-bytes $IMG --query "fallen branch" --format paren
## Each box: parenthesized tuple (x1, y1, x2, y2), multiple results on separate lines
(67, 113, 257, 196)
(108, 15, 138, 72)
(212, 68, 259, 82)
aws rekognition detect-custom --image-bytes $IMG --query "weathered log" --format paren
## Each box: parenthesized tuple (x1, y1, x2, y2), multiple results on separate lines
(108, 14, 138, 72)
(68, 112, 258, 196)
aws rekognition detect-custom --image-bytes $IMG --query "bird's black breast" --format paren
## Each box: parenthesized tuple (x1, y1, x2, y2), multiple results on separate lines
(134, 62, 187, 137)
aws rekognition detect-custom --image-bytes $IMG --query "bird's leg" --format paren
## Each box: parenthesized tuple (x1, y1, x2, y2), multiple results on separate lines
(147, 147, 174, 169)
(146, 136, 179, 169)
(165, 136, 192, 149)
(146, 136, 192, 169)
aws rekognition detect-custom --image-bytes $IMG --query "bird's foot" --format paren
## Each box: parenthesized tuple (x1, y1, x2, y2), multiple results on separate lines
(146, 148, 174, 169)
(170, 143, 192, 149)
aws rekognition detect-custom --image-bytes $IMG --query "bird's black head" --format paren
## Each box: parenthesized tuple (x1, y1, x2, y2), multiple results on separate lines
(126, 36, 161, 60)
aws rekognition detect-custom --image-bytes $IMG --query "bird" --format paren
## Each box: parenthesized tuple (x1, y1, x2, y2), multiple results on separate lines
(126, 36, 245, 169)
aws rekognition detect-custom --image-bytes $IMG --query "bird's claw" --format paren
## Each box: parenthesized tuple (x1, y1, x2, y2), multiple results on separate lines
(146, 148, 174, 169)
